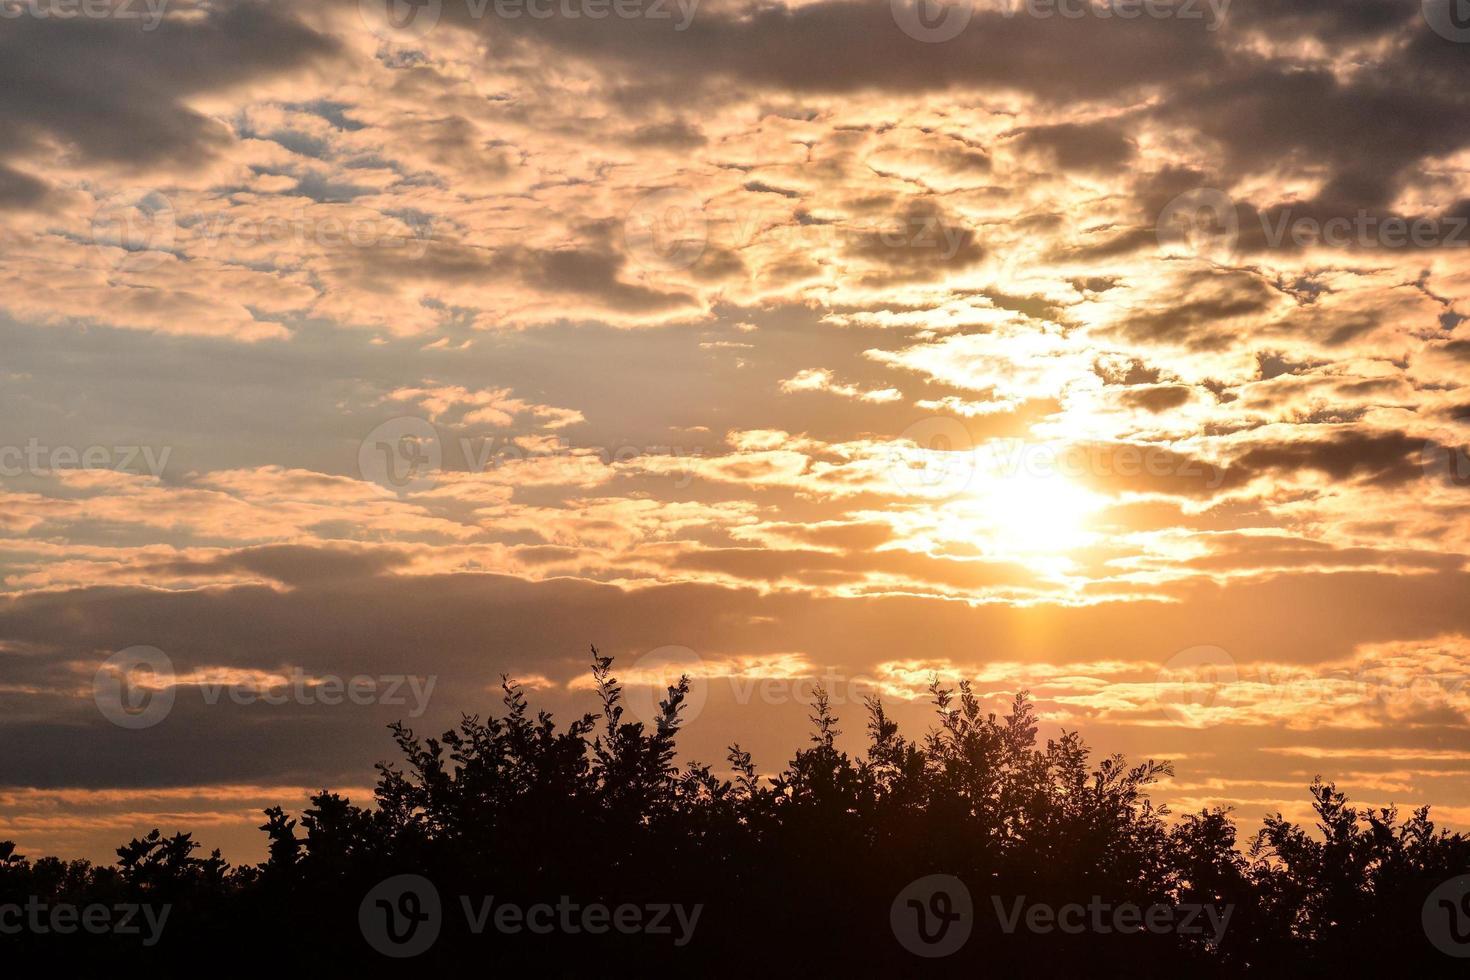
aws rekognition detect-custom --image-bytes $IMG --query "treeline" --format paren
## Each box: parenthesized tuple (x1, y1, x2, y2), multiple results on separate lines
(3, 648, 1468, 976)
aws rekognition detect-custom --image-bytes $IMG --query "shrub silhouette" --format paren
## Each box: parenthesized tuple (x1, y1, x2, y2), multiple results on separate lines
(3, 647, 1468, 976)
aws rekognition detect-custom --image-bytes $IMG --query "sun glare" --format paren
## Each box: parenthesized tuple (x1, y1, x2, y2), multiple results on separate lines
(972, 469, 1104, 557)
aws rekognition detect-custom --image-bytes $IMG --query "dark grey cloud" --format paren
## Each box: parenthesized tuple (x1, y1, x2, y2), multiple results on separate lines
(627, 119, 707, 147)
(0, 164, 50, 210)
(5, 560, 1470, 788)
(336, 234, 697, 314)
(1227, 0, 1418, 39)
(842, 200, 986, 285)
(1008, 120, 1136, 171)
(451, 0, 1228, 99)
(1228, 429, 1439, 489)
(424, 0, 1470, 223)
(139, 545, 414, 588)
(1119, 384, 1192, 413)
(1111, 269, 1278, 348)
(0, 2, 338, 186)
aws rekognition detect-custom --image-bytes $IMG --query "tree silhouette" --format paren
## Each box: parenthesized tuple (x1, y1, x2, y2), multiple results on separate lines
(3, 646, 1467, 975)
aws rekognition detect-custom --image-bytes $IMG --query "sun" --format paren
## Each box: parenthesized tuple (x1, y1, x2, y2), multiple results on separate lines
(972, 469, 1103, 557)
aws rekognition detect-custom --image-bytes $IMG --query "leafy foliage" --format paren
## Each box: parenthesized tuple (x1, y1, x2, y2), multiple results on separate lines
(3, 647, 1467, 975)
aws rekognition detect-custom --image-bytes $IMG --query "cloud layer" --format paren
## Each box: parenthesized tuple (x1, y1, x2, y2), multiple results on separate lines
(2, 0, 1470, 860)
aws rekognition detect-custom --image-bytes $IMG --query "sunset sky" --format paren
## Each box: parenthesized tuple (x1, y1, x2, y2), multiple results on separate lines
(3, 0, 1470, 862)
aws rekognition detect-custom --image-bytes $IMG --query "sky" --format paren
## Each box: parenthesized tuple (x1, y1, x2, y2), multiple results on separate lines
(3, 0, 1470, 862)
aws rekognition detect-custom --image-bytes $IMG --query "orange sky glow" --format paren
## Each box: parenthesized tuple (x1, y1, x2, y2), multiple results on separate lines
(2, 0, 1470, 862)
